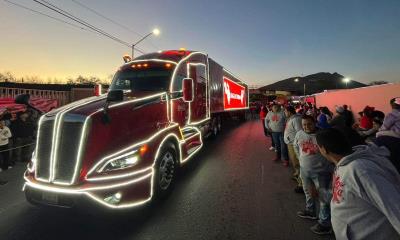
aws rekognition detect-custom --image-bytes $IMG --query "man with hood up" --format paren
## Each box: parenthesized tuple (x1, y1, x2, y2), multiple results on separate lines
(316, 128, 400, 240)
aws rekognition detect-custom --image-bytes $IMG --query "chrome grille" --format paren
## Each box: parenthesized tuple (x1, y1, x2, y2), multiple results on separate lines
(35, 113, 87, 184)
(36, 118, 55, 180)
(53, 114, 86, 183)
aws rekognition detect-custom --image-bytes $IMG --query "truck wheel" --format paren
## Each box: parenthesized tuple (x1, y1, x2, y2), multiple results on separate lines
(154, 145, 177, 199)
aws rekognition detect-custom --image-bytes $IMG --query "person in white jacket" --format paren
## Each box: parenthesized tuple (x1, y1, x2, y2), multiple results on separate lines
(284, 105, 303, 193)
(0, 120, 12, 171)
(316, 128, 400, 240)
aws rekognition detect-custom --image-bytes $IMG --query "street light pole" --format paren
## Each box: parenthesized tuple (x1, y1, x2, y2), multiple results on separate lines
(131, 28, 160, 59)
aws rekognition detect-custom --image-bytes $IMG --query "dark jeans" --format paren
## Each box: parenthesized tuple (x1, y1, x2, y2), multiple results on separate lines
(300, 168, 332, 227)
(0, 144, 10, 170)
(262, 120, 268, 137)
(271, 132, 288, 160)
(14, 137, 34, 162)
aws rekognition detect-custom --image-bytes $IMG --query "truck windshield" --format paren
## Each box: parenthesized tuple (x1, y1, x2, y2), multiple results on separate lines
(110, 67, 173, 92)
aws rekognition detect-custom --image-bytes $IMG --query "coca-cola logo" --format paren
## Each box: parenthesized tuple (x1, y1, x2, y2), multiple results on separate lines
(223, 77, 246, 109)
(332, 173, 344, 204)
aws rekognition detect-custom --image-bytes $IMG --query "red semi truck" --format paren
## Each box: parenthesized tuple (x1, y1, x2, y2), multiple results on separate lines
(23, 50, 248, 209)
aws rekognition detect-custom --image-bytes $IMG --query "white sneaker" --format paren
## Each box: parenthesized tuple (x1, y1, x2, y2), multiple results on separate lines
(8, 166, 13, 169)
(274, 149, 278, 152)
(269, 146, 275, 151)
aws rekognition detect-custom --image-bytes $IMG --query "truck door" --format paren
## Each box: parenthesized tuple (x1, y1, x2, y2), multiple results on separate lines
(187, 63, 208, 124)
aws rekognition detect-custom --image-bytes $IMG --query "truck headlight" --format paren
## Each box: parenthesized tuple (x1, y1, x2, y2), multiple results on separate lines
(98, 151, 140, 172)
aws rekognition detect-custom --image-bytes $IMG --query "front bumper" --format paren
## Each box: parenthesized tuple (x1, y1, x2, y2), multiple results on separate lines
(23, 168, 153, 209)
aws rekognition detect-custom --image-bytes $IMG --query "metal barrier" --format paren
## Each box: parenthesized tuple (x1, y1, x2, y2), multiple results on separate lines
(0, 143, 35, 153)
(0, 87, 71, 106)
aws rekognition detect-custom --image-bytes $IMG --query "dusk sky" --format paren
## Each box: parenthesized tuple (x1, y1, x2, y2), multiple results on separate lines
(1, 0, 400, 85)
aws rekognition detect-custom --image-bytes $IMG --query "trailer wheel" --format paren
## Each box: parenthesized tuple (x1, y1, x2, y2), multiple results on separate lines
(154, 144, 177, 199)
(211, 117, 219, 138)
(217, 116, 222, 132)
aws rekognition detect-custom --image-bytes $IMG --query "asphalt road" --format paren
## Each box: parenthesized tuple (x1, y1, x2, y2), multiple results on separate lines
(0, 119, 334, 240)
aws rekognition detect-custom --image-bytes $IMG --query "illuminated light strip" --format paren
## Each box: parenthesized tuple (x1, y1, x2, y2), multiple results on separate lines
(186, 63, 207, 125)
(86, 167, 152, 182)
(86, 123, 179, 177)
(26, 133, 184, 208)
(123, 59, 177, 66)
(169, 52, 207, 122)
(108, 92, 166, 109)
(165, 93, 170, 122)
(50, 109, 68, 181)
(97, 149, 138, 172)
(48, 96, 108, 184)
(180, 126, 203, 164)
(88, 133, 183, 208)
(25, 128, 196, 209)
(85, 192, 150, 209)
(66, 93, 163, 184)
(25, 172, 152, 193)
(206, 56, 211, 120)
(38, 95, 107, 183)
(70, 116, 91, 184)
(34, 115, 44, 181)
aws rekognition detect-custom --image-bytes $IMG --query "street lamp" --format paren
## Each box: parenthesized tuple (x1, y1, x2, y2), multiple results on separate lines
(343, 78, 350, 88)
(294, 78, 306, 96)
(132, 28, 160, 58)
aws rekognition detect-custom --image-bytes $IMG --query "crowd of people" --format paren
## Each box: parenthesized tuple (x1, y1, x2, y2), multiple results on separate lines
(0, 108, 37, 171)
(260, 98, 400, 238)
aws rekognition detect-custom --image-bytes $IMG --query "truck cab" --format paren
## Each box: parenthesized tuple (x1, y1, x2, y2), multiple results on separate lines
(24, 50, 248, 209)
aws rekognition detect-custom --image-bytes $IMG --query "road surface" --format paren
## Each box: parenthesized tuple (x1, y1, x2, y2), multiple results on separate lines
(0, 120, 334, 240)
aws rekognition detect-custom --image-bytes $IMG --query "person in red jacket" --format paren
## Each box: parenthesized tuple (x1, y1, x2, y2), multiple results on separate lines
(260, 105, 268, 135)
(359, 106, 374, 130)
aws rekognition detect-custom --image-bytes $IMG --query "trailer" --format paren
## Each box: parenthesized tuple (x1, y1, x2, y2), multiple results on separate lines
(23, 50, 248, 209)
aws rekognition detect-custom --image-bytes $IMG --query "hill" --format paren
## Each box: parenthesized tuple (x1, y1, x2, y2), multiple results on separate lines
(259, 72, 367, 95)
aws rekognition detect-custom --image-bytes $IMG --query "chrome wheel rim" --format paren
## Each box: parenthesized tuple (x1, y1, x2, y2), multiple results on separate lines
(158, 151, 175, 190)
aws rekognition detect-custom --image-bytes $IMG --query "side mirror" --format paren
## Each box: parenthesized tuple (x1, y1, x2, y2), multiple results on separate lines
(182, 78, 194, 102)
(107, 90, 124, 102)
(15, 94, 30, 105)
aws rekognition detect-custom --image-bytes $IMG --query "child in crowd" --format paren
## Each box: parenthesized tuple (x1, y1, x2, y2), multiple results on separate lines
(0, 120, 12, 171)
(294, 115, 334, 235)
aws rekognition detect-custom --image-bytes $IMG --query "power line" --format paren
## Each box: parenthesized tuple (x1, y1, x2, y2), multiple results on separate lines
(32, 0, 145, 54)
(34, 0, 130, 47)
(70, 0, 142, 38)
(4, 0, 92, 32)
(70, 0, 160, 50)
